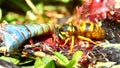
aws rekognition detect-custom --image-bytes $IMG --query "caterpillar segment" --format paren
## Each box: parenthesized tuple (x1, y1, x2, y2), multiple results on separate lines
(0, 23, 55, 54)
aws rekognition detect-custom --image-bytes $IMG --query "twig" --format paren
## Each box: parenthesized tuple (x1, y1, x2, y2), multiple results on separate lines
(25, 0, 39, 15)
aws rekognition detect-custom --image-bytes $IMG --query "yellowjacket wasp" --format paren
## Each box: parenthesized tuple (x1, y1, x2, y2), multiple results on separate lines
(56, 20, 105, 53)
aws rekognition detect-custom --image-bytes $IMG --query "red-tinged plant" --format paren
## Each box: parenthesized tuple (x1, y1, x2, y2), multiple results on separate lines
(76, 0, 120, 22)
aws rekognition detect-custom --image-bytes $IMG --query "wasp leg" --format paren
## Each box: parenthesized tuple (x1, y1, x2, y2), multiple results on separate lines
(62, 38, 70, 46)
(68, 35, 75, 54)
(77, 36, 97, 45)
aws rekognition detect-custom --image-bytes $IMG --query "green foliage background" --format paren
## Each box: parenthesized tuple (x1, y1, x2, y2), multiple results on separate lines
(0, 0, 84, 24)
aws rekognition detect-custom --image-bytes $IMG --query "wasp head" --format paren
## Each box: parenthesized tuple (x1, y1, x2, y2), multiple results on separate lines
(55, 24, 77, 40)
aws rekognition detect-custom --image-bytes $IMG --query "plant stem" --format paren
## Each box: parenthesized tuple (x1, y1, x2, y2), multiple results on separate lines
(25, 0, 39, 15)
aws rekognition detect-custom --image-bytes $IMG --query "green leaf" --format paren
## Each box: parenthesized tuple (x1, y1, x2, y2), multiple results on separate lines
(34, 57, 45, 68)
(36, 3, 44, 14)
(4, 12, 25, 23)
(0, 56, 19, 64)
(66, 51, 83, 68)
(66, 60, 76, 68)
(71, 51, 83, 61)
(21, 66, 34, 68)
(34, 57, 54, 68)
(41, 57, 53, 64)
(19, 58, 34, 65)
(44, 5, 57, 11)
(55, 0, 70, 3)
(61, 0, 70, 3)
(53, 52, 69, 66)
(42, 57, 55, 68)
(44, 60, 55, 68)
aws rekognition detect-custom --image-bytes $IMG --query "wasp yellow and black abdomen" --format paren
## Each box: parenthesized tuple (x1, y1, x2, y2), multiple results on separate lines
(83, 27, 105, 39)
(78, 22, 105, 40)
